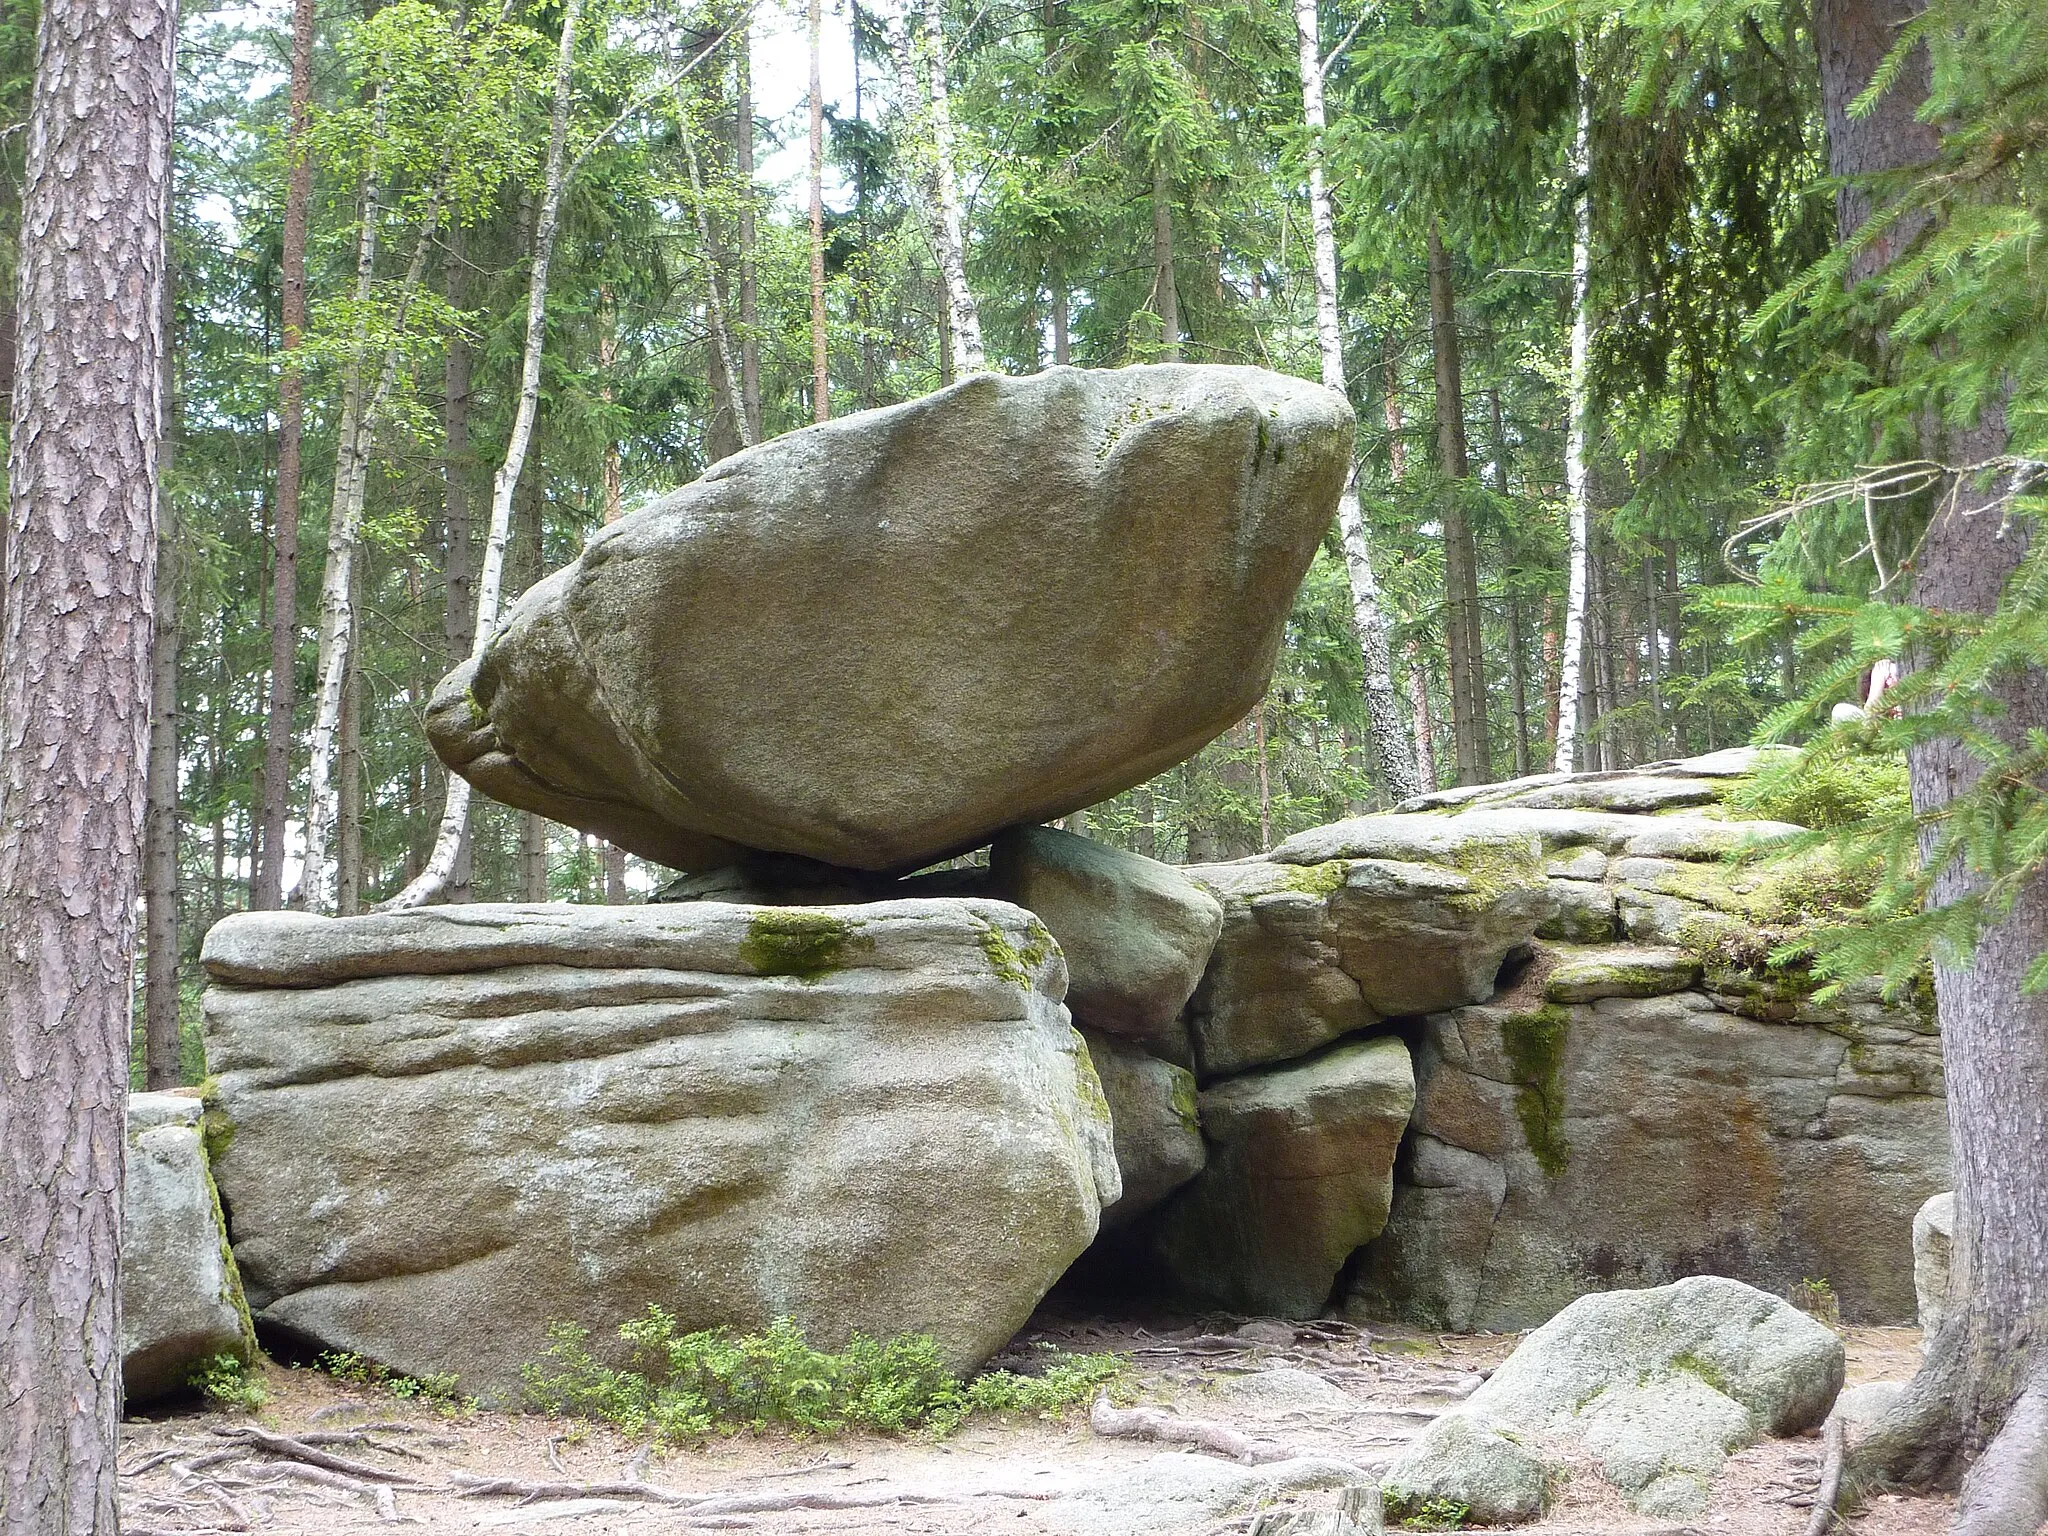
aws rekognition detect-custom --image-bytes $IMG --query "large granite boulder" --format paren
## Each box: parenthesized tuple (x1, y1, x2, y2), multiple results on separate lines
(123, 1093, 256, 1404)
(1350, 980, 1950, 1330)
(1384, 1276, 1842, 1520)
(427, 366, 1352, 874)
(201, 900, 1119, 1400)
(1150, 1035, 1415, 1315)
(992, 825, 1221, 1063)
(1183, 823, 1554, 1077)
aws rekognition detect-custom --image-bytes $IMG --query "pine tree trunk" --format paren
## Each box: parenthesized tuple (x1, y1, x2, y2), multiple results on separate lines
(808, 0, 830, 420)
(440, 236, 476, 903)
(390, 0, 585, 909)
(335, 589, 364, 916)
(884, 0, 983, 372)
(678, 99, 750, 451)
(1817, 0, 2047, 1524)
(144, 280, 182, 1091)
(1507, 591, 1531, 778)
(1053, 288, 1070, 365)
(1553, 59, 1594, 774)
(254, 0, 317, 911)
(1293, 0, 1419, 804)
(0, 0, 175, 1517)
(734, 24, 761, 442)
(1150, 155, 1180, 360)
(1407, 639, 1439, 792)
(1427, 219, 1489, 784)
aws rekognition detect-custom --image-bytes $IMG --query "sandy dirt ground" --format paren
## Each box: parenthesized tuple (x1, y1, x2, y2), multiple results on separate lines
(118, 1309, 1953, 1536)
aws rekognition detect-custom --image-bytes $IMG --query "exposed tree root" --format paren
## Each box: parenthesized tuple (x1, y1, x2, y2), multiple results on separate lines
(1804, 1414, 1847, 1536)
(1953, 1381, 2048, 1536)
(210, 1424, 426, 1485)
(1090, 1393, 1297, 1463)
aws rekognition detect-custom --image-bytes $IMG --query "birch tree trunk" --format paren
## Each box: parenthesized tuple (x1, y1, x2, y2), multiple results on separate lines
(1293, 0, 1419, 804)
(254, 0, 317, 911)
(678, 102, 753, 446)
(389, 0, 586, 909)
(733, 25, 762, 441)
(0, 0, 175, 1519)
(808, 0, 830, 419)
(883, 0, 984, 372)
(1552, 53, 1593, 774)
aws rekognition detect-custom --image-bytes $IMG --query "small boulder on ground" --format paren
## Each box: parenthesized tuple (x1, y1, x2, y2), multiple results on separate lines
(1149, 1034, 1415, 1315)
(993, 825, 1221, 1064)
(1915, 1191, 1956, 1335)
(123, 1092, 257, 1405)
(1382, 1275, 1844, 1521)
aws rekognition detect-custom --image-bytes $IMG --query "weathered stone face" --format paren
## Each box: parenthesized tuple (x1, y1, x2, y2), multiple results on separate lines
(123, 1093, 256, 1405)
(1080, 1029, 1206, 1231)
(201, 900, 1118, 1400)
(1147, 1034, 1415, 1316)
(1350, 983, 1950, 1330)
(427, 365, 1353, 874)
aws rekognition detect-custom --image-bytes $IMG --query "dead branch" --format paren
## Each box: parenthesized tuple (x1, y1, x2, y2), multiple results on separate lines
(1805, 1413, 1848, 1536)
(451, 1473, 696, 1505)
(1090, 1393, 1295, 1464)
(211, 1424, 424, 1485)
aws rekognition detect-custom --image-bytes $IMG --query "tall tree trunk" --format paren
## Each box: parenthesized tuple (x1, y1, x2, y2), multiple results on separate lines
(388, 0, 585, 909)
(1644, 552, 1664, 756)
(883, 0, 983, 372)
(1821, 1, 2046, 1525)
(440, 236, 476, 903)
(678, 101, 751, 450)
(596, 307, 629, 903)
(734, 23, 761, 442)
(1507, 592, 1531, 778)
(512, 473, 548, 902)
(144, 275, 181, 1091)
(1553, 53, 1593, 773)
(253, 0, 317, 911)
(1150, 155, 1180, 360)
(1053, 287, 1070, 365)
(1293, 0, 1419, 804)
(1543, 597, 1562, 747)
(1427, 220, 1489, 784)
(0, 0, 175, 1517)
(1407, 639, 1439, 793)
(335, 554, 364, 916)
(808, 0, 830, 421)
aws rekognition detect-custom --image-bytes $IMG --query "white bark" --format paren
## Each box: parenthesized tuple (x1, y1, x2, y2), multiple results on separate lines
(387, 0, 586, 910)
(1552, 58, 1592, 775)
(882, 0, 983, 372)
(1294, 0, 1419, 804)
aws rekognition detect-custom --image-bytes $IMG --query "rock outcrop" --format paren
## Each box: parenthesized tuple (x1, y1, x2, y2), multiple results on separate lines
(1149, 1035, 1415, 1315)
(124, 1092, 256, 1404)
(991, 825, 1222, 1064)
(427, 365, 1352, 874)
(1914, 1191, 1956, 1335)
(202, 900, 1119, 1400)
(1384, 1276, 1843, 1520)
(1082, 1029, 1206, 1230)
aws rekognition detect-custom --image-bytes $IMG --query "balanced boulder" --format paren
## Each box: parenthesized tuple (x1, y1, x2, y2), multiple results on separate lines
(427, 365, 1352, 873)
(201, 899, 1119, 1399)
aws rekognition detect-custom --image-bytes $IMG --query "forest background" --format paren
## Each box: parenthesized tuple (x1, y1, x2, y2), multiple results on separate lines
(0, 0, 2036, 1085)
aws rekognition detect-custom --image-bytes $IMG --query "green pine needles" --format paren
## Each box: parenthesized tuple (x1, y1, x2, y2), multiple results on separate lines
(521, 1310, 1122, 1441)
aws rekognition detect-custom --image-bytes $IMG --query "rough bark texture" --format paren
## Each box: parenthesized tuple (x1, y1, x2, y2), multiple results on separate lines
(1553, 71, 1593, 774)
(1815, 0, 2048, 1528)
(1151, 156, 1180, 361)
(254, 0, 317, 912)
(808, 0, 829, 421)
(733, 28, 761, 442)
(440, 237, 476, 902)
(1426, 221, 1488, 785)
(144, 301, 182, 1092)
(1, 0, 176, 1522)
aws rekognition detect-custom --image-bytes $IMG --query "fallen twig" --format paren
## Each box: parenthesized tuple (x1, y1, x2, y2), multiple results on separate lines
(1090, 1394, 1294, 1464)
(211, 1425, 423, 1486)
(1804, 1413, 1848, 1536)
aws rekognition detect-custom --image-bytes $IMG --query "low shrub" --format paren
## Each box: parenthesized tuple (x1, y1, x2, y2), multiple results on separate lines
(189, 1352, 267, 1412)
(521, 1309, 1121, 1441)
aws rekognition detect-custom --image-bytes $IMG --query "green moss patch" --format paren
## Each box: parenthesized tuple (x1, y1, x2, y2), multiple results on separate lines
(1501, 1006, 1572, 1178)
(740, 912, 870, 981)
(1277, 859, 1350, 899)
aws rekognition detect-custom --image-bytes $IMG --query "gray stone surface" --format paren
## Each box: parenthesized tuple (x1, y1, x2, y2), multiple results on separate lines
(1183, 833, 1553, 1077)
(1385, 1276, 1843, 1518)
(1383, 1412, 1548, 1525)
(1082, 1029, 1206, 1230)
(123, 1093, 255, 1404)
(1914, 1191, 1956, 1336)
(992, 825, 1220, 1063)
(1051, 1454, 1379, 1536)
(1543, 945, 1700, 1002)
(1350, 987, 1949, 1330)
(1394, 748, 1798, 813)
(202, 900, 1118, 1399)
(1150, 1035, 1414, 1315)
(425, 365, 1352, 873)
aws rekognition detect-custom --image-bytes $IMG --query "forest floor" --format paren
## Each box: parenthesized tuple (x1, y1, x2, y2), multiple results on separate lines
(119, 1307, 1950, 1536)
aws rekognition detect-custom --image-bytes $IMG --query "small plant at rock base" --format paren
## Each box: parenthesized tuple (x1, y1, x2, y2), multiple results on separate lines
(1791, 1276, 1841, 1327)
(190, 1352, 267, 1412)
(315, 1349, 473, 1413)
(522, 1309, 1120, 1442)
(1384, 1494, 1470, 1530)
